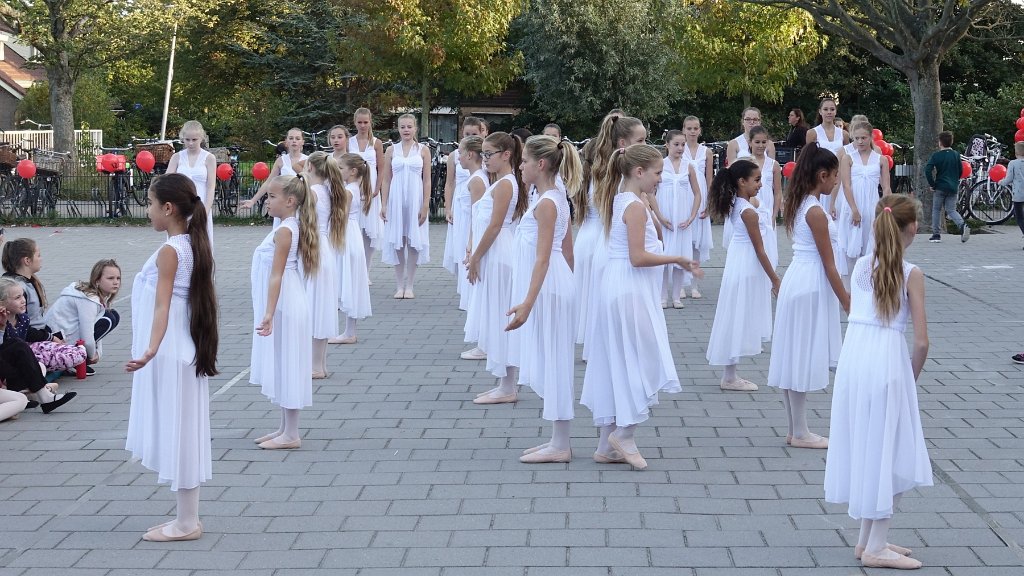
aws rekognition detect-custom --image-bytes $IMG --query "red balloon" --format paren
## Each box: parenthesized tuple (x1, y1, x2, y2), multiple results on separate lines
(1016, 117, 1024, 130)
(782, 161, 796, 178)
(881, 142, 894, 156)
(1020, 108, 1024, 118)
(871, 129, 883, 141)
(961, 160, 972, 179)
(1015, 129, 1024, 143)
(216, 163, 233, 181)
(135, 150, 155, 173)
(16, 159, 36, 179)
(989, 164, 1008, 181)
(887, 156, 894, 170)
(252, 161, 270, 181)
(101, 153, 116, 173)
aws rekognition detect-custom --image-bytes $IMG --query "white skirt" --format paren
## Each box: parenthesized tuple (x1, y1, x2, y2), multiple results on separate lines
(306, 233, 340, 339)
(706, 239, 772, 366)
(508, 238, 576, 421)
(760, 213, 779, 270)
(574, 216, 603, 345)
(444, 193, 472, 310)
(692, 215, 713, 262)
(381, 185, 429, 265)
(359, 195, 383, 249)
(581, 258, 681, 427)
(766, 253, 842, 392)
(837, 192, 879, 275)
(250, 260, 312, 409)
(824, 323, 933, 519)
(126, 287, 211, 491)
(339, 216, 372, 319)
(463, 228, 515, 377)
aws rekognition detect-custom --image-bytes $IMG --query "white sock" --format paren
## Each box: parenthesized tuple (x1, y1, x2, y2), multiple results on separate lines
(281, 408, 301, 442)
(549, 420, 571, 451)
(165, 486, 200, 536)
(495, 366, 518, 396)
(781, 390, 793, 438)
(362, 232, 374, 273)
(865, 518, 893, 556)
(597, 424, 616, 454)
(342, 317, 357, 339)
(671, 269, 684, 300)
(312, 339, 327, 374)
(662, 267, 671, 300)
(722, 364, 737, 382)
(857, 519, 873, 549)
(788, 390, 811, 439)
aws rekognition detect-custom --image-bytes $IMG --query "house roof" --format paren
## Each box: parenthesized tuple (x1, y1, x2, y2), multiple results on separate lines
(0, 44, 44, 97)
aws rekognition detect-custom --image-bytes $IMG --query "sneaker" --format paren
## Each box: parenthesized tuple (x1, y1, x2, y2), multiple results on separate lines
(1012, 353, 1024, 364)
(85, 365, 95, 376)
(928, 234, 941, 243)
(961, 225, 971, 243)
(460, 347, 487, 360)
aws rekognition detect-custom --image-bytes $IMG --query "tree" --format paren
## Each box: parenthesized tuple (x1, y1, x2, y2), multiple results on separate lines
(672, 2, 826, 109)
(744, 0, 1004, 230)
(515, 0, 679, 125)
(16, 74, 117, 132)
(344, 0, 522, 135)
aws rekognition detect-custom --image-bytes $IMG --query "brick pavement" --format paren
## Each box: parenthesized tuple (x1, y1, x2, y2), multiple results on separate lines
(0, 221, 1021, 575)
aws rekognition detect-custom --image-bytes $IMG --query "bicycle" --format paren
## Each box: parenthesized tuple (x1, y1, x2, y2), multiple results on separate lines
(24, 148, 72, 216)
(421, 138, 458, 220)
(131, 138, 177, 205)
(0, 141, 21, 217)
(93, 146, 133, 218)
(210, 144, 247, 216)
(302, 130, 330, 155)
(960, 134, 1011, 225)
(890, 143, 915, 196)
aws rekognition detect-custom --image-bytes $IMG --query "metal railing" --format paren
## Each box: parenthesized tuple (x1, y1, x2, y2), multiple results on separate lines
(0, 130, 104, 155)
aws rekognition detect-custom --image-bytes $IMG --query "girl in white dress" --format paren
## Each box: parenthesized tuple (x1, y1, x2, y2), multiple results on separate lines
(748, 126, 782, 269)
(682, 116, 714, 299)
(351, 109, 386, 270)
(467, 132, 524, 404)
(166, 121, 216, 241)
(329, 124, 349, 163)
(577, 114, 646, 355)
(380, 113, 431, 298)
(302, 152, 347, 372)
(805, 97, 850, 215)
(581, 144, 703, 470)
(125, 173, 218, 542)
(507, 136, 581, 463)
(767, 143, 850, 449)
(241, 128, 309, 218)
(825, 195, 930, 570)
(705, 160, 781, 392)
(838, 121, 892, 279)
(653, 130, 701, 309)
(725, 107, 777, 166)
(250, 175, 319, 450)
(330, 153, 374, 344)
(444, 117, 486, 306)
(458, 137, 491, 360)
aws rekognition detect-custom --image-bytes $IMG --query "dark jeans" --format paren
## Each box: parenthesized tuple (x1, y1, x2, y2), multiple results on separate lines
(0, 337, 46, 393)
(94, 309, 119, 343)
(1014, 202, 1024, 236)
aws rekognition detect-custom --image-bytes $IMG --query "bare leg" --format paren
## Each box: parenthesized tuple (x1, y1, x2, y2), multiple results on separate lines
(394, 244, 406, 298)
(405, 245, 419, 297)
(312, 339, 327, 377)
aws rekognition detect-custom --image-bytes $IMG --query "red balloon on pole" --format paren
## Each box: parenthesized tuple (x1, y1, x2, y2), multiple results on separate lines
(782, 161, 796, 178)
(135, 150, 155, 173)
(871, 128, 883, 141)
(1016, 117, 1024, 131)
(961, 160, 972, 179)
(216, 163, 233, 181)
(989, 164, 1008, 182)
(887, 156, 894, 170)
(16, 159, 36, 179)
(252, 162, 270, 181)
(1015, 129, 1024, 143)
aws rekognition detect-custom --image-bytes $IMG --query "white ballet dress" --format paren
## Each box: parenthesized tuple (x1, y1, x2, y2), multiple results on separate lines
(126, 234, 211, 491)
(272, 153, 308, 229)
(581, 192, 681, 427)
(349, 137, 383, 247)
(174, 149, 214, 240)
(837, 150, 882, 275)
(812, 124, 845, 214)
(457, 169, 489, 311)
(575, 182, 607, 348)
(657, 157, 696, 278)
(339, 182, 372, 319)
(250, 217, 312, 409)
(382, 142, 429, 265)
(305, 183, 340, 339)
(443, 149, 471, 274)
(463, 174, 517, 377)
(508, 189, 577, 421)
(767, 196, 842, 392)
(756, 157, 779, 269)
(731, 135, 752, 161)
(824, 257, 932, 519)
(684, 144, 713, 262)
(706, 198, 773, 366)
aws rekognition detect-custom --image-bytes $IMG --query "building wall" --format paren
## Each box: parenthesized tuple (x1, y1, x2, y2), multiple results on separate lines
(0, 90, 19, 131)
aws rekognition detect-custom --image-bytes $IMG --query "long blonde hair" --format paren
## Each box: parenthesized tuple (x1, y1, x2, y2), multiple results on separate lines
(75, 259, 121, 306)
(484, 132, 526, 221)
(580, 115, 643, 225)
(338, 153, 372, 217)
(871, 195, 920, 324)
(596, 144, 663, 234)
(306, 152, 348, 250)
(278, 175, 320, 277)
(524, 135, 582, 197)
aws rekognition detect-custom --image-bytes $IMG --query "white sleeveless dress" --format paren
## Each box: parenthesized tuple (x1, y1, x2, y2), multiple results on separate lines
(339, 182, 372, 319)
(174, 149, 214, 240)
(812, 124, 844, 214)
(272, 153, 308, 229)
(250, 216, 312, 409)
(458, 169, 489, 311)
(732, 135, 752, 161)
(684, 144, 713, 262)
(825, 257, 932, 519)
(837, 150, 882, 274)
(575, 182, 605, 346)
(349, 137, 383, 247)
(581, 192, 681, 427)
(305, 183, 340, 339)
(757, 157, 779, 269)
(382, 142, 430, 265)
(767, 196, 842, 392)
(126, 234, 211, 491)
(443, 149, 471, 274)
(463, 174, 517, 377)
(508, 189, 576, 421)
(706, 198, 772, 366)
(657, 157, 695, 282)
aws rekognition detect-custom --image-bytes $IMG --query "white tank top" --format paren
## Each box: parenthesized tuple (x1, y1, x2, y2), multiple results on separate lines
(349, 136, 378, 191)
(279, 153, 307, 177)
(813, 125, 844, 157)
(732, 135, 751, 159)
(175, 149, 212, 201)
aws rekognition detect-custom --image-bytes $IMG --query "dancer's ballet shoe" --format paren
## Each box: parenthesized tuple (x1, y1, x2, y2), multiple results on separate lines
(254, 432, 282, 444)
(328, 335, 357, 344)
(472, 392, 517, 405)
(786, 434, 792, 445)
(519, 448, 571, 463)
(258, 437, 301, 450)
(148, 520, 203, 533)
(393, 290, 404, 299)
(461, 347, 487, 360)
(593, 450, 626, 464)
(672, 300, 684, 309)
(142, 525, 203, 542)
(312, 371, 329, 379)
(855, 543, 912, 560)
(522, 442, 550, 455)
(608, 435, 647, 470)
(789, 434, 829, 449)
(861, 552, 922, 570)
(719, 378, 758, 391)
(690, 289, 702, 299)
(403, 288, 415, 299)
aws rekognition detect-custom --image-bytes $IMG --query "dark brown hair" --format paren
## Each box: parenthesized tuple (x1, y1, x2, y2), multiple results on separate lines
(484, 132, 526, 221)
(708, 159, 759, 222)
(2, 238, 46, 308)
(783, 142, 839, 233)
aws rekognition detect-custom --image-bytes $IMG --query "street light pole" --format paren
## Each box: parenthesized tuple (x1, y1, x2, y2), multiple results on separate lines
(159, 21, 178, 141)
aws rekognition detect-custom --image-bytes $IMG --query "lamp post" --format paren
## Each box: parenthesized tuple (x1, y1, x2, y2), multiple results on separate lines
(159, 20, 178, 141)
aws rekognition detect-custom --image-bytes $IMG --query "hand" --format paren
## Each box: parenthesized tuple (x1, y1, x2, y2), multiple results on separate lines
(380, 209, 387, 223)
(256, 315, 273, 336)
(505, 302, 532, 331)
(830, 208, 837, 220)
(699, 210, 708, 220)
(88, 355, 99, 364)
(660, 217, 672, 230)
(851, 209, 861, 227)
(839, 292, 851, 314)
(50, 334, 64, 344)
(445, 207, 453, 224)
(466, 257, 481, 285)
(125, 349, 156, 372)
(241, 199, 255, 210)
(678, 219, 692, 230)
(418, 206, 428, 226)
(771, 276, 781, 297)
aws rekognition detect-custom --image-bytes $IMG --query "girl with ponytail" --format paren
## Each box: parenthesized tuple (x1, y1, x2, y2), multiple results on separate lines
(705, 160, 781, 392)
(249, 175, 319, 451)
(581, 144, 703, 470)
(825, 194, 930, 570)
(768, 142, 849, 450)
(125, 173, 219, 542)
(330, 153, 374, 344)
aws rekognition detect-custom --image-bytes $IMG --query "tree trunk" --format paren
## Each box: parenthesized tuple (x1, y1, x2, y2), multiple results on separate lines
(420, 72, 430, 139)
(742, 91, 751, 110)
(47, 59, 75, 156)
(906, 59, 942, 233)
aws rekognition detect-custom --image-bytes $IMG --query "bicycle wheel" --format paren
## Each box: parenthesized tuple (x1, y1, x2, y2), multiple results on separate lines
(222, 179, 238, 216)
(968, 180, 1013, 225)
(130, 170, 149, 206)
(0, 176, 16, 217)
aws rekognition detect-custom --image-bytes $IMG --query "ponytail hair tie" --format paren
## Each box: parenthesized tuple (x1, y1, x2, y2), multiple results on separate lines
(617, 147, 626, 154)
(192, 195, 200, 204)
(883, 206, 892, 213)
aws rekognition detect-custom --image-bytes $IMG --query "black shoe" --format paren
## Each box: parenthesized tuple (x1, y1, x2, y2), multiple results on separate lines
(85, 366, 95, 376)
(1013, 353, 1024, 365)
(929, 234, 941, 243)
(41, 392, 76, 414)
(25, 400, 39, 409)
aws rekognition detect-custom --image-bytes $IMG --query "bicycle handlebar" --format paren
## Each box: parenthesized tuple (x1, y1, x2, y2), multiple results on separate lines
(19, 118, 52, 130)
(100, 146, 132, 153)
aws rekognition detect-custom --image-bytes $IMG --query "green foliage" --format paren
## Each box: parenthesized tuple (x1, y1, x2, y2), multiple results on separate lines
(15, 75, 117, 131)
(943, 81, 1024, 148)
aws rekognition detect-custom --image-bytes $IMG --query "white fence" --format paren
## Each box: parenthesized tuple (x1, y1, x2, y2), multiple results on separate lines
(0, 129, 103, 154)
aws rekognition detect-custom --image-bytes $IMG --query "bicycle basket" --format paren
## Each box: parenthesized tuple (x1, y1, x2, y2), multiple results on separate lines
(0, 145, 18, 167)
(34, 150, 68, 174)
(967, 135, 987, 158)
(136, 143, 174, 164)
(208, 147, 231, 163)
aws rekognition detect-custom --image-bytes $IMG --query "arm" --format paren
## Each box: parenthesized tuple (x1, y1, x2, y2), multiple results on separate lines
(506, 199, 556, 330)
(373, 140, 385, 198)
(879, 154, 892, 196)
(166, 152, 180, 174)
(443, 153, 457, 223)
(840, 154, 859, 225)
(644, 194, 665, 243)
(204, 153, 217, 212)
(806, 206, 850, 312)
(419, 147, 431, 226)
(625, 202, 701, 274)
(923, 155, 938, 189)
(647, 190, 671, 229)
(76, 298, 99, 361)
(700, 149, 713, 217)
(379, 148, 394, 221)
(241, 157, 284, 208)
(467, 180, 513, 284)
(741, 209, 781, 294)
(805, 129, 818, 145)
(767, 140, 776, 160)
(256, 227, 292, 336)
(726, 140, 737, 166)
(125, 246, 176, 371)
(561, 220, 574, 272)
(998, 161, 1016, 188)
(684, 166, 701, 228)
(464, 177, 487, 261)
(772, 162, 782, 224)
(907, 267, 929, 380)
